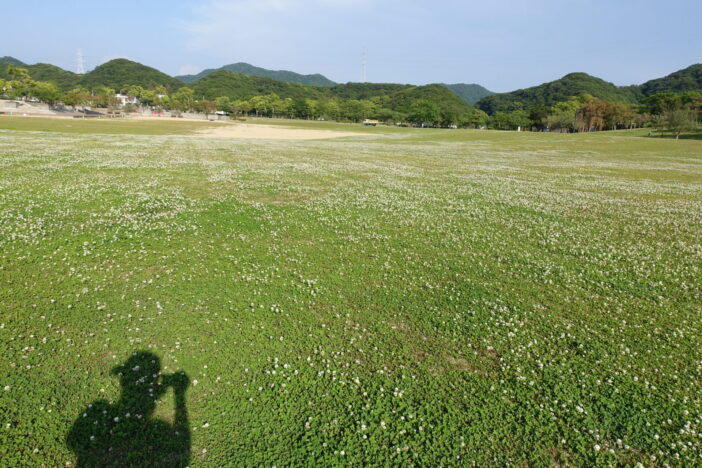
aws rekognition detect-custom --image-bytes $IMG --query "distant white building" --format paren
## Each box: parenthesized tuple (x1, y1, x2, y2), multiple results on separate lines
(114, 94, 139, 107)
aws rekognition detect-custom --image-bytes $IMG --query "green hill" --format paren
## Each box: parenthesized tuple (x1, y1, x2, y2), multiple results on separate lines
(177, 62, 336, 87)
(640, 64, 702, 96)
(6, 53, 701, 119)
(443, 83, 493, 104)
(477, 72, 640, 114)
(189, 70, 327, 101)
(1, 58, 181, 93)
(0, 56, 26, 66)
(24, 63, 80, 90)
(1, 61, 76, 87)
(384, 84, 475, 116)
(79, 59, 183, 93)
(1, 60, 80, 91)
(328, 82, 413, 100)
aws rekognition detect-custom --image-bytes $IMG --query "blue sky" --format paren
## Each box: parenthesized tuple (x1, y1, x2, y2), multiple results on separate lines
(2, 0, 700, 92)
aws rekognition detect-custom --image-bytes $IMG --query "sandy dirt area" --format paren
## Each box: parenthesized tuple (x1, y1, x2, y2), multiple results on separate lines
(190, 122, 367, 140)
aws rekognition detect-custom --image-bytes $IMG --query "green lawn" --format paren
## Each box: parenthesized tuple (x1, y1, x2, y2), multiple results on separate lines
(0, 115, 220, 135)
(0, 121, 701, 466)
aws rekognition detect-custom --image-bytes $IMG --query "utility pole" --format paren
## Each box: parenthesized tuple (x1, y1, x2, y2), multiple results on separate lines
(361, 49, 367, 83)
(76, 49, 86, 74)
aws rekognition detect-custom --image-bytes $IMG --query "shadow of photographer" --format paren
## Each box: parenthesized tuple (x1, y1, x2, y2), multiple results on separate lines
(67, 351, 190, 467)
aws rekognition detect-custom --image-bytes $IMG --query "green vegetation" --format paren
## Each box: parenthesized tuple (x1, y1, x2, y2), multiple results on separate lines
(385, 84, 486, 126)
(176, 62, 337, 87)
(0, 62, 78, 91)
(477, 72, 640, 114)
(78, 59, 183, 94)
(3, 56, 702, 134)
(190, 70, 327, 101)
(168, 73, 480, 126)
(0, 116, 219, 135)
(328, 82, 413, 100)
(640, 64, 702, 96)
(0, 60, 479, 127)
(18, 63, 81, 90)
(473, 65, 702, 133)
(0, 120, 700, 466)
(0, 59, 182, 93)
(0, 56, 27, 66)
(442, 83, 493, 105)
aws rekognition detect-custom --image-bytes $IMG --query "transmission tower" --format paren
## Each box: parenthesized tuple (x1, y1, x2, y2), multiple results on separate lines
(76, 49, 86, 74)
(361, 49, 367, 83)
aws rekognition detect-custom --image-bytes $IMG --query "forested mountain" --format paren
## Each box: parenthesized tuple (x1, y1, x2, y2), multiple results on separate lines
(3, 54, 701, 128)
(0, 56, 26, 66)
(177, 62, 336, 87)
(443, 83, 493, 104)
(189, 70, 327, 100)
(0, 61, 80, 90)
(640, 64, 702, 96)
(477, 73, 640, 114)
(328, 83, 413, 100)
(0, 58, 182, 93)
(384, 84, 474, 116)
(79, 59, 183, 93)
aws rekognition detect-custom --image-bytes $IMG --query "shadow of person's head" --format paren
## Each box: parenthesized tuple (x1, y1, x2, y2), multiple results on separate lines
(111, 351, 164, 415)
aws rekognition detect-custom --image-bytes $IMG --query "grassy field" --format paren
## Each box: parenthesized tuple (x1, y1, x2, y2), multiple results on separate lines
(0, 115, 221, 135)
(1, 117, 701, 466)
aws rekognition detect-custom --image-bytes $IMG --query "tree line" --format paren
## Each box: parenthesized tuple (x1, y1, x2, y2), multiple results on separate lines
(487, 92, 701, 137)
(2, 65, 699, 136)
(0, 65, 484, 127)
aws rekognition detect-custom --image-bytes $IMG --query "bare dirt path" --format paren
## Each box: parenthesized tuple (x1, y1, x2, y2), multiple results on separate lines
(190, 122, 367, 140)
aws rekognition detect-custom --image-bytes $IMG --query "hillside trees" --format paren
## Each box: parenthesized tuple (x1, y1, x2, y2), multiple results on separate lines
(63, 88, 91, 109)
(544, 98, 580, 131)
(339, 99, 368, 122)
(29, 81, 62, 105)
(171, 87, 195, 111)
(193, 100, 216, 116)
(408, 100, 440, 126)
(603, 102, 635, 130)
(460, 108, 488, 128)
(5, 65, 31, 99)
(490, 110, 532, 130)
(656, 108, 697, 139)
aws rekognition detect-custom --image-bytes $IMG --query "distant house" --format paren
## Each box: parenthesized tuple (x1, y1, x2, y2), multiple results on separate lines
(114, 94, 139, 107)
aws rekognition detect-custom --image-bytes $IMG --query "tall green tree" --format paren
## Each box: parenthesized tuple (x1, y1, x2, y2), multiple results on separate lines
(408, 100, 440, 126)
(64, 87, 91, 109)
(292, 98, 311, 119)
(172, 87, 195, 111)
(656, 107, 697, 139)
(30, 81, 62, 105)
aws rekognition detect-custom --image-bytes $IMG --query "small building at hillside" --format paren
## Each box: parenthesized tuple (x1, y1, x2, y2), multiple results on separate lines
(114, 94, 139, 107)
